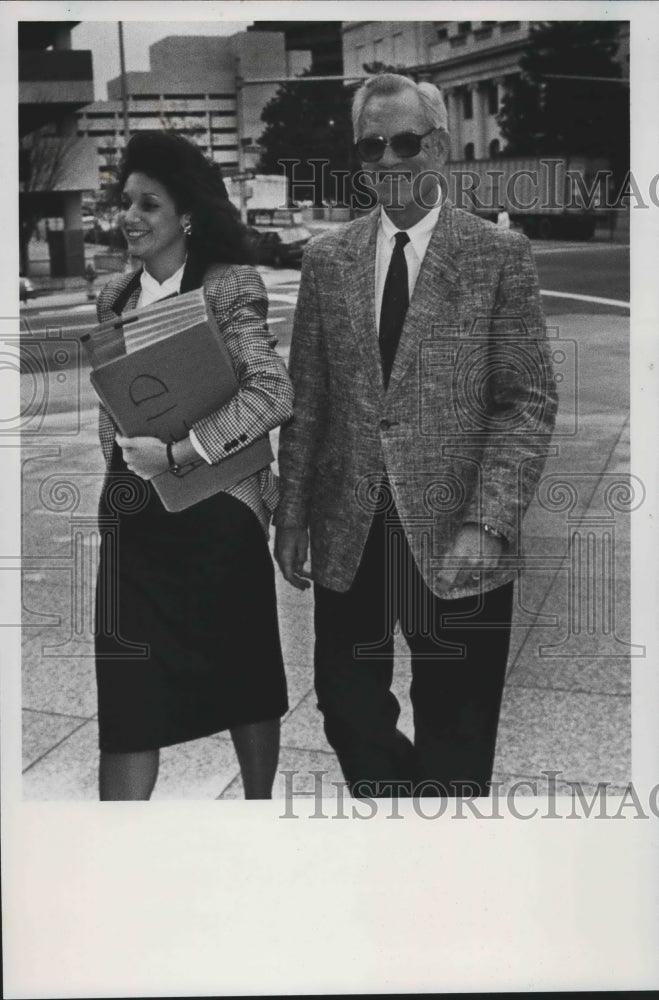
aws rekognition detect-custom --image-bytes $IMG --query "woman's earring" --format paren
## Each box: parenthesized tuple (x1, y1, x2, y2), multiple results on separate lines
(182, 218, 192, 237)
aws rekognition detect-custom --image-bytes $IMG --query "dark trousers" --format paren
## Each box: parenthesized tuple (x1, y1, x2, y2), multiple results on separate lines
(314, 510, 514, 797)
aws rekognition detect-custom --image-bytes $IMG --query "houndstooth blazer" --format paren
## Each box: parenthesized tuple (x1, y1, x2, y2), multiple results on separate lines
(275, 202, 558, 597)
(95, 262, 294, 532)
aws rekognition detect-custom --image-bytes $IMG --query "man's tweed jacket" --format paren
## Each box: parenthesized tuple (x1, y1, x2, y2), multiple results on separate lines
(95, 263, 294, 531)
(275, 202, 558, 598)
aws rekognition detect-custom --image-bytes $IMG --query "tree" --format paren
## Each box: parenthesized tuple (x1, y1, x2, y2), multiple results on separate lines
(18, 127, 81, 274)
(497, 21, 629, 187)
(257, 69, 354, 206)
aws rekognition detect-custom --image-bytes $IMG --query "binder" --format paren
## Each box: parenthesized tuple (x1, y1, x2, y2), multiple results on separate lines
(82, 287, 274, 512)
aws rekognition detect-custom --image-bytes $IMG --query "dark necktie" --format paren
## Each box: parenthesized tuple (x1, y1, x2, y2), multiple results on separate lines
(378, 230, 410, 388)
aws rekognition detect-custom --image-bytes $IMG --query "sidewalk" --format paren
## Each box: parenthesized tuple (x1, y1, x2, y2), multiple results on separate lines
(20, 284, 632, 799)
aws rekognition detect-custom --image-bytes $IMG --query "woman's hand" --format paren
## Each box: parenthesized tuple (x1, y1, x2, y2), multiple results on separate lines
(116, 435, 168, 480)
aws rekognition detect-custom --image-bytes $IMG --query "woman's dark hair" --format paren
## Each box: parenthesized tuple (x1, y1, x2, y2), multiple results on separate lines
(117, 130, 255, 267)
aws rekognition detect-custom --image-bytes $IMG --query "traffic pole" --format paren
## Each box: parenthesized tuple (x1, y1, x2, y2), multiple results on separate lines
(235, 60, 247, 223)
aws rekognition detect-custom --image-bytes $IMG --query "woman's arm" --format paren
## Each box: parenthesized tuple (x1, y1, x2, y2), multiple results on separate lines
(188, 265, 294, 465)
(114, 266, 294, 480)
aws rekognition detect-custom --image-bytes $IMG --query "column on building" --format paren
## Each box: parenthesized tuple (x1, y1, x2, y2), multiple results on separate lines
(495, 77, 505, 120)
(477, 80, 490, 159)
(443, 87, 461, 160)
(464, 85, 477, 161)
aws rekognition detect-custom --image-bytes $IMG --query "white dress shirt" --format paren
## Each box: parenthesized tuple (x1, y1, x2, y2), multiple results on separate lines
(136, 262, 211, 463)
(137, 261, 186, 308)
(374, 200, 442, 324)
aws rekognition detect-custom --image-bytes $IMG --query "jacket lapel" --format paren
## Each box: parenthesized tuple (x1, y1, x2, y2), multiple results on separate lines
(340, 211, 385, 397)
(110, 267, 142, 316)
(386, 202, 463, 394)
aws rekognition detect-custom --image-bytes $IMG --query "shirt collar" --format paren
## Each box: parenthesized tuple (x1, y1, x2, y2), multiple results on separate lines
(140, 259, 186, 299)
(379, 197, 442, 257)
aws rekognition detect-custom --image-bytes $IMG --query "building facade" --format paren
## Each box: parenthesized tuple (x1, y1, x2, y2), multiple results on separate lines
(342, 20, 629, 162)
(77, 31, 311, 189)
(343, 20, 532, 160)
(248, 21, 343, 75)
(19, 20, 97, 276)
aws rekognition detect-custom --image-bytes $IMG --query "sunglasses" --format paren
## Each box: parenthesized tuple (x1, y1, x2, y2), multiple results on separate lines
(355, 128, 436, 162)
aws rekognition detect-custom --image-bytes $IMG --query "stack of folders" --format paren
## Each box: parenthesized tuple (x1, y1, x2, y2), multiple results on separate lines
(81, 286, 274, 511)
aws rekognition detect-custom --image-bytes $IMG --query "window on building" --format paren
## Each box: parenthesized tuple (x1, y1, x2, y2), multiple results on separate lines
(134, 94, 161, 101)
(500, 21, 521, 32)
(208, 94, 234, 100)
(489, 138, 501, 158)
(458, 22, 472, 34)
(464, 142, 475, 161)
(436, 27, 448, 41)
(464, 89, 473, 119)
(488, 83, 499, 114)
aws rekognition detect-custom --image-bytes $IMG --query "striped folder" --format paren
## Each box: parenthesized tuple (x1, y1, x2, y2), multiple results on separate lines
(82, 287, 274, 511)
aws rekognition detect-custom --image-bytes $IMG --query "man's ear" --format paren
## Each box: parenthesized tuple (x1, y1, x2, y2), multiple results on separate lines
(435, 129, 451, 164)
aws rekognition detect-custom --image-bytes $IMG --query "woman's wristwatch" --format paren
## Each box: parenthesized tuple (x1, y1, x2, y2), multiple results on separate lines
(166, 440, 183, 478)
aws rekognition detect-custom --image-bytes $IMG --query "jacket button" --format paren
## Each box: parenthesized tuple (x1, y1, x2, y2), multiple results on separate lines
(380, 419, 391, 431)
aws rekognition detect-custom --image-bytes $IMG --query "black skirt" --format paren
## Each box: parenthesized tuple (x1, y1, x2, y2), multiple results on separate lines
(95, 444, 288, 753)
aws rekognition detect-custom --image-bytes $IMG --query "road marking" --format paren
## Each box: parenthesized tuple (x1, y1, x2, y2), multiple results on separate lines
(267, 317, 287, 324)
(533, 243, 629, 254)
(268, 293, 299, 305)
(540, 289, 629, 308)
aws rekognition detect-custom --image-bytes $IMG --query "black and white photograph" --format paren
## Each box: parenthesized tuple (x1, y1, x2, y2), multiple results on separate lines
(2, 1, 658, 995)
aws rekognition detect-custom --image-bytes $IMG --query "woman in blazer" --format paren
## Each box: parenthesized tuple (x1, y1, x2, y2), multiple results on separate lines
(93, 131, 293, 800)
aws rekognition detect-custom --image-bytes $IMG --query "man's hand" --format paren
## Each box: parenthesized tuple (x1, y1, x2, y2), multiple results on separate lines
(116, 435, 168, 480)
(435, 524, 505, 590)
(275, 527, 312, 590)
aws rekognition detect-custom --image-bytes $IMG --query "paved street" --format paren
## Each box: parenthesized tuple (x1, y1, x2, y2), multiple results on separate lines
(19, 242, 633, 800)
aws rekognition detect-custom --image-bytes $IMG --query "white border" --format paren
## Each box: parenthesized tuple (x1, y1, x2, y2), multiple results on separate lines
(3, 3, 658, 996)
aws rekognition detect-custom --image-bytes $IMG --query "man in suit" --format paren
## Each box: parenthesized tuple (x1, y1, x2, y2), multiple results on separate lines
(275, 74, 558, 797)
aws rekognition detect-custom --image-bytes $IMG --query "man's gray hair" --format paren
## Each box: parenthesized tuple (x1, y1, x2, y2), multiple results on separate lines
(352, 73, 448, 139)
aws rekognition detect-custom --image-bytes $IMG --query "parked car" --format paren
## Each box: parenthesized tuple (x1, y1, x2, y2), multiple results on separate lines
(19, 275, 35, 302)
(249, 225, 311, 268)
